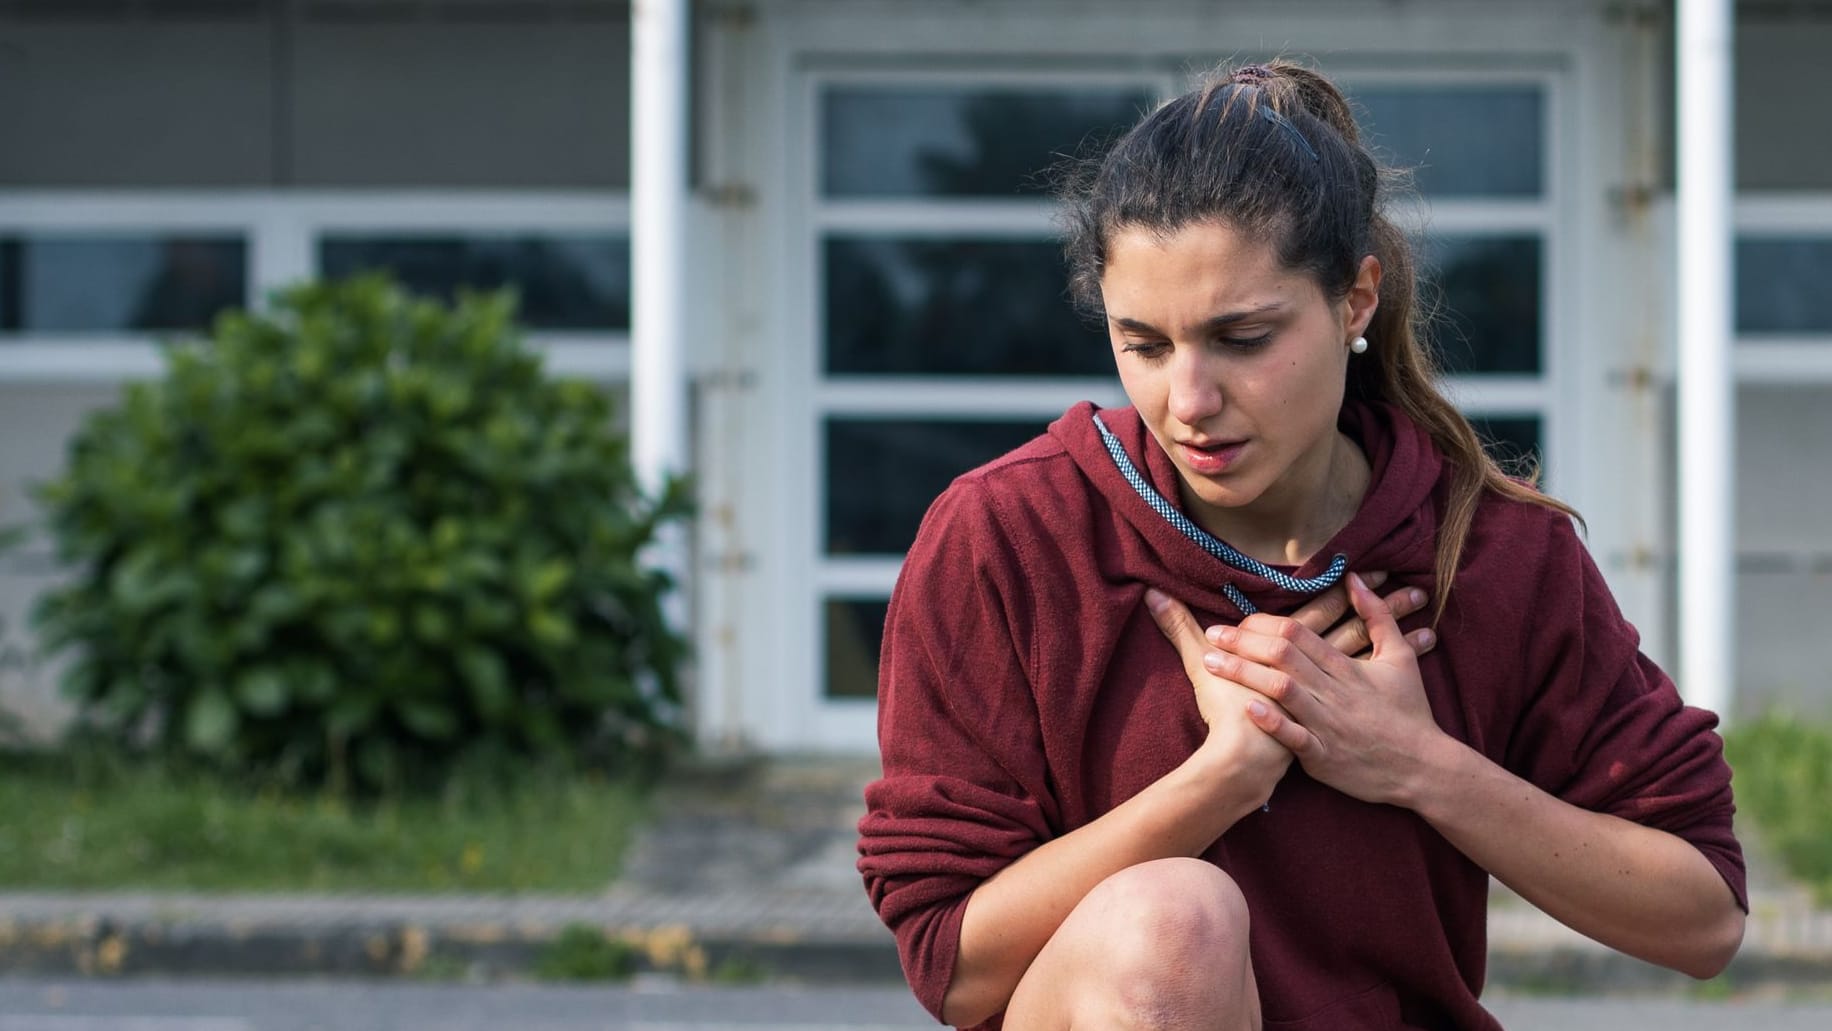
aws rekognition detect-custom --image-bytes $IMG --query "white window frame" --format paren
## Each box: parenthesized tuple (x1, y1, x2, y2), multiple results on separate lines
(795, 67, 1153, 740)
(1734, 194, 1832, 382)
(1345, 67, 1571, 497)
(788, 62, 1572, 749)
(0, 191, 632, 383)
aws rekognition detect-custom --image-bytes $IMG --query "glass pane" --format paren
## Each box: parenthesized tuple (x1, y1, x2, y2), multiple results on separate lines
(1737, 237, 1832, 333)
(0, 235, 246, 333)
(825, 598, 889, 700)
(1417, 235, 1542, 375)
(319, 235, 630, 331)
(1353, 86, 1544, 198)
(826, 418, 1046, 555)
(825, 237, 1111, 376)
(1468, 414, 1544, 479)
(822, 84, 1153, 198)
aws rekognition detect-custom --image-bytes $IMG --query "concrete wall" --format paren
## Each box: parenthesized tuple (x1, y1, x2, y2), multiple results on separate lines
(1738, 18, 1832, 191)
(0, 5, 631, 188)
(1734, 386, 1832, 719)
(0, 385, 123, 741)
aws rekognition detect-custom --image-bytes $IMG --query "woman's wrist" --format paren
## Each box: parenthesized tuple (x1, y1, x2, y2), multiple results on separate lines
(1392, 730, 1482, 818)
(1181, 736, 1282, 827)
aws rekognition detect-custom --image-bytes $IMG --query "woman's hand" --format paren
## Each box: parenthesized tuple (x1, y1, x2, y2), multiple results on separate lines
(1202, 572, 1446, 806)
(1144, 588, 1294, 807)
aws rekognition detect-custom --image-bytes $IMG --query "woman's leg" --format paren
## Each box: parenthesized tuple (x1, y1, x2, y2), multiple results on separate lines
(1002, 857, 1260, 1031)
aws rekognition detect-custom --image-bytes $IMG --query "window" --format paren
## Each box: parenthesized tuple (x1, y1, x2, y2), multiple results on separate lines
(320, 234, 631, 332)
(811, 76, 1151, 700)
(1355, 77, 1558, 475)
(0, 195, 630, 381)
(804, 71, 1561, 704)
(0, 234, 246, 335)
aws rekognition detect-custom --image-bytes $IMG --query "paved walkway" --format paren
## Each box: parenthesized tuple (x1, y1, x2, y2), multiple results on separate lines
(1, 755, 1829, 997)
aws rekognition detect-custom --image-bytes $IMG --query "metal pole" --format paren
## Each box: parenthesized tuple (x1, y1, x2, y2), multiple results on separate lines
(1675, 0, 1736, 716)
(631, 0, 691, 496)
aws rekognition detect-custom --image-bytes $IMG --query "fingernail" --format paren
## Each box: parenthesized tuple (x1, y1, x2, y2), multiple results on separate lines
(1203, 652, 1224, 672)
(1144, 588, 1167, 612)
(1248, 700, 1269, 719)
(1417, 629, 1436, 649)
(1410, 589, 1425, 606)
(1365, 571, 1388, 587)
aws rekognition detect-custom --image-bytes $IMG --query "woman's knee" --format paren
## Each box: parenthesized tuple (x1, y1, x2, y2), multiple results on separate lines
(1058, 859, 1256, 1027)
(1082, 857, 1252, 957)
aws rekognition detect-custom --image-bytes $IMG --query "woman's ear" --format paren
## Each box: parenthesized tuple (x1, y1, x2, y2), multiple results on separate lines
(1343, 254, 1382, 340)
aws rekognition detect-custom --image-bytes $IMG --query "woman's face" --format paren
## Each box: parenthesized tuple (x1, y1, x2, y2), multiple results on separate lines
(1099, 219, 1379, 535)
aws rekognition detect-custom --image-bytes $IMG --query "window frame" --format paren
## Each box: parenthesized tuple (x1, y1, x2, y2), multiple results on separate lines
(1735, 193, 1832, 383)
(795, 60, 1568, 717)
(0, 191, 632, 383)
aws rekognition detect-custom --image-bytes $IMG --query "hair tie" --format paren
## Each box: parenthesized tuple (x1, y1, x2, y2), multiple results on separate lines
(1231, 63, 1276, 86)
(1258, 105, 1320, 163)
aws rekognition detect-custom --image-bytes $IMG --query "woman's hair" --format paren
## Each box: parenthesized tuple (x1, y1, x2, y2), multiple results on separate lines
(1059, 59, 1578, 623)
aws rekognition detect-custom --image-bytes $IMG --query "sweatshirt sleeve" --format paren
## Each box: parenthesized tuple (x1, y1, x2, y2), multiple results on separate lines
(857, 478, 1057, 1024)
(1500, 512, 1747, 911)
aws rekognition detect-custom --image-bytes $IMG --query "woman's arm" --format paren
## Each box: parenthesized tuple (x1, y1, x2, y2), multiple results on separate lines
(1167, 573, 1743, 979)
(943, 577, 1436, 1027)
(941, 719, 1282, 1027)
(1403, 732, 1743, 977)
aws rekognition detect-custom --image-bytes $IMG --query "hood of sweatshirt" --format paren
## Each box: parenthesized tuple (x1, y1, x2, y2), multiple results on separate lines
(1046, 399, 1443, 619)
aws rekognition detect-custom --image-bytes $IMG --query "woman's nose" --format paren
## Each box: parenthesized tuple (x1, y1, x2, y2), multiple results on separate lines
(1165, 351, 1223, 426)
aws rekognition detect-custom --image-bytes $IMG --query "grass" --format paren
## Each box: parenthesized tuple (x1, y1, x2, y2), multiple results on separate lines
(0, 748, 651, 893)
(1723, 712, 1832, 905)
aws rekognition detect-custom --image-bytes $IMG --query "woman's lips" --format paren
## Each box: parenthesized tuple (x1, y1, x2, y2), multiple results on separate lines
(1178, 439, 1246, 474)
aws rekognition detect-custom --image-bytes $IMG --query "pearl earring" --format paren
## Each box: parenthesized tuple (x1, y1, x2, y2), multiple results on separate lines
(1350, 336, 1369, 355)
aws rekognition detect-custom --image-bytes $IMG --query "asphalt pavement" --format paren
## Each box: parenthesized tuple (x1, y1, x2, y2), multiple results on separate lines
(1, 980, 1831, 1031)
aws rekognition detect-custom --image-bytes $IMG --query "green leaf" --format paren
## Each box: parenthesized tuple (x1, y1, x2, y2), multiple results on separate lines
(235, 668, 289, 717)
(523, 559, 572, 603)
(185, 689, 239, 754)
(458, 647, 512, 722)
(397, 700, 459, 741)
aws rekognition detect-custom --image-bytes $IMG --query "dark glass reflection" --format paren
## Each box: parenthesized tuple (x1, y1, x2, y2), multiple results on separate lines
(825, 237, 1111, 376)
(1468, 415, 1544, 480)
(1417, 235, 1542, 375)
(1353, 86, 1544, 197)
(826, 418, 1046, 555)
(822, 85, 1153, 198)
(0, 236, 246, 333)
(825, 598, 890, 700)
(1736, 237, 1832, 333)
(320, 235, 630, 331)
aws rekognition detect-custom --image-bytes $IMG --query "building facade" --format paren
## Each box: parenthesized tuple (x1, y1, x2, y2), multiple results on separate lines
(1, 0, 1827, 754)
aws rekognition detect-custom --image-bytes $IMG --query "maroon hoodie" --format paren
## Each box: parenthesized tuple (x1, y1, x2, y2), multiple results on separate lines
(858, 400, 1744, 1030)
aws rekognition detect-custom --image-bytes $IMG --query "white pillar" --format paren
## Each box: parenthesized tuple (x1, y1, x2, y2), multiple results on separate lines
(1675, 0, 1736, 717)
(630, 0, 692, 496)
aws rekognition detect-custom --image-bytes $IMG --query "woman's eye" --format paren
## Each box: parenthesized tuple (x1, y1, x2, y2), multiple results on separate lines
(1121, 341, 1170, 360)
(1219, 332, 1274, 351)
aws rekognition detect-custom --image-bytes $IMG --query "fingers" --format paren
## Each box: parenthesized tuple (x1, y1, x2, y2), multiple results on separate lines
(1203, 620, 1339, 717)
(1320, 583, 1430, 657)
(1405, 627, 1438, 657)
(1285, 571, 1386, 637)
(1247, 698, 1317, 756)
(1143, 588, 1210, 676)
(1346, 572, 1411, 662)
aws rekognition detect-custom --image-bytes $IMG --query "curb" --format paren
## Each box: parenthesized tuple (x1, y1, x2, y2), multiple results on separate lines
(0, 891, 901, 984)
(2, 892, 1828, 993)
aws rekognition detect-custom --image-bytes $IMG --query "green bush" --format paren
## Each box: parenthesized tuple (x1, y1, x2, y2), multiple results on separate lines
(31, 276, 689, 792)
(1723, 712, 1832, 903)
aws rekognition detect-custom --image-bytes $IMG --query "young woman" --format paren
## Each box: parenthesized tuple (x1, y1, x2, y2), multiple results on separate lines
(857, 61, 1745, 1031)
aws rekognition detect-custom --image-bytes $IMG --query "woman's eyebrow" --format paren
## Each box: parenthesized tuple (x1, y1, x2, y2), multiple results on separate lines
(1109, 303, 1287, 335)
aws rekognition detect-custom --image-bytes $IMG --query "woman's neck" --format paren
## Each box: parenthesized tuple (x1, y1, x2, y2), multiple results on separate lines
(1182, 430, 1371, 568)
